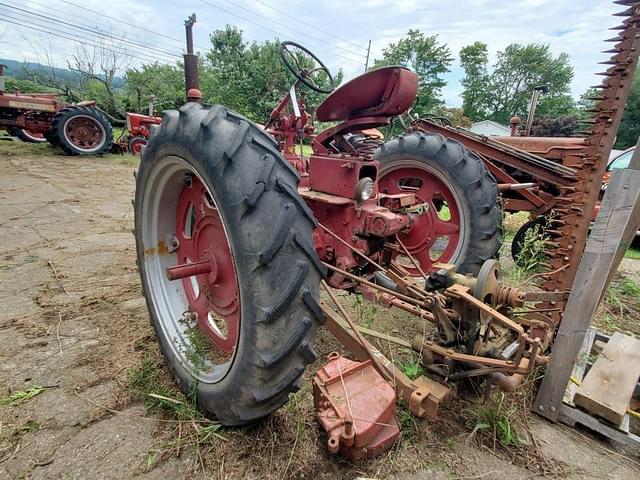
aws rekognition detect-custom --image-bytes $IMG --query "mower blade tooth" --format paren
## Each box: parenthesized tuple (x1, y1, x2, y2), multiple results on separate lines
(604, 36, 624, 42)
(613, 0, 639, 5)
(613, 7, 637, 16)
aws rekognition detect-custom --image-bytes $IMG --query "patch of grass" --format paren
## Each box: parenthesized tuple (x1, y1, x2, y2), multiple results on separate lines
(353, 293, 377, 328)
(596, 273, 640, 336)
(0, 386, 45, 406)
(503, 212, 530, 236)
(624, 248, 640, 260)
(467, 393, 526, 448)
(397, 401, 419, 444)
(0, 140, 55, 157)
(127, 353, 226, 472)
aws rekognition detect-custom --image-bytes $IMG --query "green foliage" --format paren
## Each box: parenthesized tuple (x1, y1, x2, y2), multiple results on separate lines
(515, 223, 548, 274)
(460, 42, 574, 124)
(443, 107, 472, 128)
(615, 68, 640, 149)
(459, 41, 490, 120)
(374, 29, 453, 116)
(4, 76, 59, 94)
(201, 25, 342, 122)
(125, 63, 185, 113)
(400, 359, 422, 380)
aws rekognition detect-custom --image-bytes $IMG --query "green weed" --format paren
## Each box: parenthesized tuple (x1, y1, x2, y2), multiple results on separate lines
(397, 401, 419, 444)
(515, 223, 548, 274)
(0, 386, 45, 406)
(467, 393, 526, 448)
(400, 359, 423, 380)
(353, 293, 377, 328)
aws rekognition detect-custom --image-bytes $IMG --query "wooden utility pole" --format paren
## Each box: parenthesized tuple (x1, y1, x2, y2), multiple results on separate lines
(364, 40, 372, 71)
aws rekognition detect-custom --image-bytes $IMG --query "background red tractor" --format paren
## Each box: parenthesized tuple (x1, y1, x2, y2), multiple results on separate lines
(114, 111, 162, 155)
(0, 64, 113, 155)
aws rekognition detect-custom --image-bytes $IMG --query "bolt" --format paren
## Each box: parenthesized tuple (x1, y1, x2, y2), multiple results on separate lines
(550, 406, 557, 413)
(538, 405, 544, 412)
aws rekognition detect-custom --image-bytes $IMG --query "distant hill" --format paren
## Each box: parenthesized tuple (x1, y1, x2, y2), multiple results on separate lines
(0, 58, 125, 88)
(0, 58, 83, 84)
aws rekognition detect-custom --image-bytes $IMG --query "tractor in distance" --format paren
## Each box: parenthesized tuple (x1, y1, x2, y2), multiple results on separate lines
(0, 63, 113, 155)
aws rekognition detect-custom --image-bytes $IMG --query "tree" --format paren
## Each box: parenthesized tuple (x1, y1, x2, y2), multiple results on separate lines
(69, 31, 131, 116)
(486, 43, 574, 124)
(615, 68, 640, 149)
(459, 41, 489, 120)
(202, 26, 342, 122)
(125, 63, 185, 113)
(443, 107, 472, 128)
(459, 42, 574, 124)
(374, 30, 452, 116)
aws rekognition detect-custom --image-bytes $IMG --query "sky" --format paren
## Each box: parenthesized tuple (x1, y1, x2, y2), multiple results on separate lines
(0, 0, 624, 108)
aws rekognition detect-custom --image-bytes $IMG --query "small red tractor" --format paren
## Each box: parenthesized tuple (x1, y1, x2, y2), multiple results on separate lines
(133, 3, 638, 459)
(114, 111, 162, 155)
(0, 64, 113, 155)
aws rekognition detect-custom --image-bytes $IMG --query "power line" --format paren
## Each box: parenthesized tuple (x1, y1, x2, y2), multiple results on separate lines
(0, 4, 182, 60)
(24, 0, 192, 55)
(216, 0, 366, 59)
(252, 0, 368, 53)
(199, 0, 365, 66)
(0, 17, 174, 66)
(60, 0, 210, 51)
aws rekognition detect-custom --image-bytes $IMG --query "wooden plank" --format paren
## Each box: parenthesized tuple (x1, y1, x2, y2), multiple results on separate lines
(534, 168, 640, 421)
(563, 327, 596, 406)
(574, 333, 640, 425)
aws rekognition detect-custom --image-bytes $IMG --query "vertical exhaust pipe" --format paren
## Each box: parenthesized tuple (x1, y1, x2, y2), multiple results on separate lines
(184, 14, 201, 103)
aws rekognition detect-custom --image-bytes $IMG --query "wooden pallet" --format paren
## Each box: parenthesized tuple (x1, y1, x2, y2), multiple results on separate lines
(574, 333, 640, 426)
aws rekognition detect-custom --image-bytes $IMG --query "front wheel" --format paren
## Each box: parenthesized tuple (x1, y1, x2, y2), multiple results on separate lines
(135, 103, 324, 425)
(376, 132, 502, 275)
(128, 135, 147, 155)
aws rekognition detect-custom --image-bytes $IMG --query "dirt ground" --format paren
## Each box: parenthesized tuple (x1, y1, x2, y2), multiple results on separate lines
(1, 144, 639, 479)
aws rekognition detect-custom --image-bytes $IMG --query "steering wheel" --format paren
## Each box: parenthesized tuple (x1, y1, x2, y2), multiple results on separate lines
(279, 41, 335, 94)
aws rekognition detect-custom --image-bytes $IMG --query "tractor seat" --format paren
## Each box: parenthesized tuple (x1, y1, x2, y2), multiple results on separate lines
(316, 66, 418, 123)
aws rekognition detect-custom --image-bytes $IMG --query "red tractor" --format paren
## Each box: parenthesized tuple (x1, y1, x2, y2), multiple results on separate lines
(132, 2, 639, 456)
(115, 112, 162, 155)
(133, 42, 505, 427)
(0, 64, 113, 155)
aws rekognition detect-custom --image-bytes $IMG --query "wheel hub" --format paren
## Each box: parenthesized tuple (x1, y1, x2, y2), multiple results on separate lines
(175, 175, 239, 352)
(379, 165, 462, 272)
(65, 117, 102, 149)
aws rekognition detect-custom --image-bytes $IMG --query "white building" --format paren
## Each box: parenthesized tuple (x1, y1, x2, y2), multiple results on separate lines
(470, 120, 511, 137)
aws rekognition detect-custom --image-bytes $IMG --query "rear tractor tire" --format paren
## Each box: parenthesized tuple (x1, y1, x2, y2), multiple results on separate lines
(375, 132, 502, 275)
(134, 103, 324, 425)
(51, 106, 113, 155)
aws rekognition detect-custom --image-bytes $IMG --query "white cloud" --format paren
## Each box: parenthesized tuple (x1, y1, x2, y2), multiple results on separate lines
(0, 0, 629, 108)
